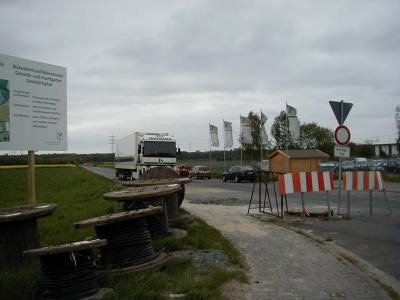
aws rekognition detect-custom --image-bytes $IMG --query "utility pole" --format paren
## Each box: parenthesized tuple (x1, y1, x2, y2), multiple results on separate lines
(109, 133, 116, 154)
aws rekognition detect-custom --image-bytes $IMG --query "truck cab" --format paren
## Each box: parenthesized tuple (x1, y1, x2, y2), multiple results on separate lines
(115, 132, 180, 180)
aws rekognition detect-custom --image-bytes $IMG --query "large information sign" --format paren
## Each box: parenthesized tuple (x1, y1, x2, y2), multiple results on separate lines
(0, 53, 67, 151)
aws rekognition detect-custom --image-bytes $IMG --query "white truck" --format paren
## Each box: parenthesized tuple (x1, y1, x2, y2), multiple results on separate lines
(115, 132, 180, 180)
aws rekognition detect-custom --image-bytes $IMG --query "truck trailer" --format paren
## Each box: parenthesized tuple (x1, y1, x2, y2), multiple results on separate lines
(115, 132, 180, 180)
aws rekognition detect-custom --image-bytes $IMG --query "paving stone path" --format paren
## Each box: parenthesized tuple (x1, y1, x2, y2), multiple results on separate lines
(181, 202, 391, 300)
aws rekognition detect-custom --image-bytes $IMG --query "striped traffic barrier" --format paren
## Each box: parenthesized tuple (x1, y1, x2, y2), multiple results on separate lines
(278, 171, 334, 220)
(341, 171, 392, 217)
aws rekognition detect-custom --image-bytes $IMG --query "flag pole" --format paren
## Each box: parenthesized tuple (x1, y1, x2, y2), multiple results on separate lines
(209, 123, 211, 170)
(260, 110, 263, 163)
(223, 120, 226, 172)
(239, 115, 242, 166)
(285, 103, 289, 173)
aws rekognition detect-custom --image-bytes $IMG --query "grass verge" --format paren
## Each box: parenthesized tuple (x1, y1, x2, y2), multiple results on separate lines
(0, 167, 247, 300)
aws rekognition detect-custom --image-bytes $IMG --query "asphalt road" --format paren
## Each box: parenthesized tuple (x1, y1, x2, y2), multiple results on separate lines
(83, 165, 400, 282)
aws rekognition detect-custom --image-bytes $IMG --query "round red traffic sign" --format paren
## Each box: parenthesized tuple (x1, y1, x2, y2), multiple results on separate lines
(334, 125, 351, 146)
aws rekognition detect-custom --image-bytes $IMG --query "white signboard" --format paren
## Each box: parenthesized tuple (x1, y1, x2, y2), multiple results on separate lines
(334, 145, 350, 158)
(0, 53, 67, 151)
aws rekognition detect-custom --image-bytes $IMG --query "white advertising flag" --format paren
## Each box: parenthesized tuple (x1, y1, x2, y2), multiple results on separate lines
(209, 124, 219, 147)
(240, 115, 253, 144)
(286, 104, 300, 140)
(260, 112, 268, 144)
(224, 121, 233, 148)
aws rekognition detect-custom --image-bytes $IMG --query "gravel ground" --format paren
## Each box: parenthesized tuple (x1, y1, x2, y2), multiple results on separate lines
(174, 249, 228, 270)
(187, 198, 249, 206)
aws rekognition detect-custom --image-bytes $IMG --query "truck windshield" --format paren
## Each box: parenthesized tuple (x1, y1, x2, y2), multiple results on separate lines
(143, 141, 176, 157)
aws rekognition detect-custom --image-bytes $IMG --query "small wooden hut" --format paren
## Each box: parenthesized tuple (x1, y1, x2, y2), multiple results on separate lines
(267, 149, 329, 173)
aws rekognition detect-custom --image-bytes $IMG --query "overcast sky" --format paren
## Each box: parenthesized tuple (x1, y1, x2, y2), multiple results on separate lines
(1, 0, 399, 154)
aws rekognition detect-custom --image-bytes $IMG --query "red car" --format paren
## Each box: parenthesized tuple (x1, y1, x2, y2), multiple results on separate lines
(188, 166, 212, 179)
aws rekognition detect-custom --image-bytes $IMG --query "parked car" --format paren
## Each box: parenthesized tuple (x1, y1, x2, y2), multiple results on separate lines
(318, 160, 337, 172)
(188, 165, 211, 179)
(340, 160, 355, 172)
(176, 165, 191, 177)
(353, 157, 367, 169)
(357, 162, 384, 172)
(222, 166, 257, 183)
(380, 160, 398, 173)
(395, 163, 400, 174)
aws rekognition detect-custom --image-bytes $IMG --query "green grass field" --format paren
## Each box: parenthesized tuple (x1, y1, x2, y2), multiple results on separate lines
(0, 167, 247, 300)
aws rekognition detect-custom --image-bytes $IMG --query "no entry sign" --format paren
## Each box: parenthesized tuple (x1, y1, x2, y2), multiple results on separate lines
(334, 125, 351, 146)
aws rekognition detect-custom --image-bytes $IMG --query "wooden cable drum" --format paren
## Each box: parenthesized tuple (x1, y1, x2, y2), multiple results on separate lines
(0, 203, 58, 270)
(121, 177, 191, 187)
(74, 207, 165, 270)
(139, 166, 181, 180)
(0, 203, 58, 223)
(103, 184, 182, 218)
(139, 166, 188, 207)
(103, 184, 181, 201)
(23, 240, 107, 300)
(74, 206, 163, 229)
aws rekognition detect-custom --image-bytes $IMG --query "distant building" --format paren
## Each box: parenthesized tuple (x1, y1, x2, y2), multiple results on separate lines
(373, 138, 399, 158)
(267, 149, 329, 173)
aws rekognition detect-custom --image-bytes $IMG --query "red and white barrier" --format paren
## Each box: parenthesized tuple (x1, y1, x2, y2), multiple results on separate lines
(278, 171, 334, 195)
(343, 171, 385, 191)
(278, 171, 334, 220)
(340, 171, 391, 217)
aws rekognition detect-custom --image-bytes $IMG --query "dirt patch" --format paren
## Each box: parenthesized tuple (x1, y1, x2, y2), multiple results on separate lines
(220, 279, 251, 299)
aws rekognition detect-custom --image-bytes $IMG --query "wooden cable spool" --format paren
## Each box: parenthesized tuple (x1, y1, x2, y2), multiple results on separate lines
(103, 184, 182, 219)
(0, 203, 58, 270)
(139, 166, 188, 208)
(74, 207, 166, 270)
(24, 240, 109, 300)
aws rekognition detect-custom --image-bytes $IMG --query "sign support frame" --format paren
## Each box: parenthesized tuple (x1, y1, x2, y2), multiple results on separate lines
(28, 150, 36, 204)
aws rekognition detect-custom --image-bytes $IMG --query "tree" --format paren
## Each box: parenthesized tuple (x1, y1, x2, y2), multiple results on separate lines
(239, 111, 270, 162)
(347, 142, 358, 157)
(298, 122, 335, 156)
(358, 144, 375, 158)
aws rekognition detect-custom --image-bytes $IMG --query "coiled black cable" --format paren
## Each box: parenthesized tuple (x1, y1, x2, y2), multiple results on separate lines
(144, 203, 172, 239)
(121, 200, 171, 240)
(40, 249, 98, 300)
(94, 217, 162, 269)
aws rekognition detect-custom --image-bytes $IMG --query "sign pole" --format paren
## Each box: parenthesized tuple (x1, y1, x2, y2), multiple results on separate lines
(28, 150, 36, 204)
(337, 157, 342, 214)
(330, 100, 353, 216)
(337, 101, 345, 214)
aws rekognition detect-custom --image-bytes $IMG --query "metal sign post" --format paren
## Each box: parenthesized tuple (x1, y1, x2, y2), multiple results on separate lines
(330, 100, 353, 215)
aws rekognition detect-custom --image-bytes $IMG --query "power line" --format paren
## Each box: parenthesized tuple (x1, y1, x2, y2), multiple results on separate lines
(109, 133, 116, 154)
